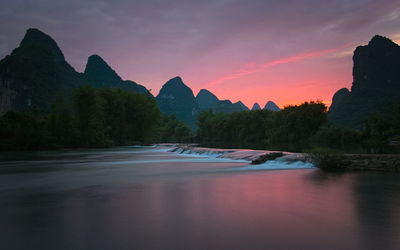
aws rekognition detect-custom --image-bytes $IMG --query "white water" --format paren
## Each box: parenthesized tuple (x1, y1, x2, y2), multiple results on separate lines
(165, 146, 315, 170)
(234, 158, 315, 171)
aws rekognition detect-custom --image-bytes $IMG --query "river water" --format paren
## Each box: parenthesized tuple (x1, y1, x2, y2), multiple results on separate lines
(0, 147, 399, 250)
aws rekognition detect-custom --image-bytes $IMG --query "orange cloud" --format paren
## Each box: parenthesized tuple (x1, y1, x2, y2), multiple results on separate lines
(392, 33, 400, 45)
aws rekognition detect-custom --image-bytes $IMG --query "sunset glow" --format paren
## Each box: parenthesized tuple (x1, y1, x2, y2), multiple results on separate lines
(1, 0, 399, 107)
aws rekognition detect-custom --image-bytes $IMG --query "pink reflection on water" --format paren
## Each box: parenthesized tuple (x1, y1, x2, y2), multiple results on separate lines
(103, 169, 366, 249)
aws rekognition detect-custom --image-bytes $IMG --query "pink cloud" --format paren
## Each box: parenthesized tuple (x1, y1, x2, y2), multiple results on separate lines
(205, 43, 354, 87)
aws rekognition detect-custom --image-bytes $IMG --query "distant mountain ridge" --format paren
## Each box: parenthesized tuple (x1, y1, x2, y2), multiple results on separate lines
(0, 28, 150, 113)
(84, 54, 149, 94)
(252, 103, 261, 110)
(328, 35, 400, 128)
(236, 101, 249, 111)
(196, 89, 249, 113)
(157, 82, 252, 126)
(1, 28, 287, 129)
(212, 99, 249, 113)
(251, 101, 280, 111)
(159, 81, 282, 125)
(264, 101, 280, 111)
(196, 89, 219, 110)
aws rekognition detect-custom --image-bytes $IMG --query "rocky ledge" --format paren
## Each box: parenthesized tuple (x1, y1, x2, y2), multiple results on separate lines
(159, 144, 400, 172)
(342, 154, 400, 172)
(164, 144, 308, 164)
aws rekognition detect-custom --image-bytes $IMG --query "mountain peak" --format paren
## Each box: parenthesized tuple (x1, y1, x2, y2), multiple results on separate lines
(329, 88, 349, 113)
(197, 89, 216, 97)
(164, 76, 185, 87)
(329, 34, 400, 128)
(21, 28, 55, 45)
(0, 28, 83, 112)
(83, 54, 149, 93)
(159, 77, 193, 95)
(87, 54, 105, 63)
(196, 89, 219, 110)
(84, 54, 122, 85)
(234, 101, 249, 111)
(252, 103, 261, 110)
(368, 35, 398, 48)
(156, 77, 198, 127)
(86, 54, 112, 69)
(18, 28, 65, 61)
(171, 76, 183, 81)
(264, 101, 280, 111)
(158, 76, 184, 90)
(352, 34, 400, 93)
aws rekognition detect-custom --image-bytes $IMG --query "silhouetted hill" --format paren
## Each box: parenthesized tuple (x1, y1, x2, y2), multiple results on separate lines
(328, 35, 400, 128)
(263, 101, 280, 111)
(84, 55, 149, 94)
(0, 28, 150, 113)
(0, 28, 85, 112)
(156, 77, 199, 127)
(196, 88, 248, 113)
(0, 29, 149, 113)
(213, 100, 248, 113)
(84, 55, 123, 87)
(235, 101, 249, 111)
(196, 89, 218, 110)
(328, 88, 349, 114)
(252, 103, 261, 110)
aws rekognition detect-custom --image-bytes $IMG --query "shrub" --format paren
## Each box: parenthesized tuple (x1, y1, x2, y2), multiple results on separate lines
(307, 147, 347, 171)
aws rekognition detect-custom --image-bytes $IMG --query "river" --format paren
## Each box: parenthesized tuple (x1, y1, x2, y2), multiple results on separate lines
(0, 146, 399, 250)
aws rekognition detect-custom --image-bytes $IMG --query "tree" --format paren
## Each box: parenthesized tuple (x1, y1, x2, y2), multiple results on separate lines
(196, 101, 327, 152)
(73, 86, 109, 147)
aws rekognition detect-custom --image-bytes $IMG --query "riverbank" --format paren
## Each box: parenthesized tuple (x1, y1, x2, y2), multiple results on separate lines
(160, 144, 400, 172)
(341, 154, 400, 172)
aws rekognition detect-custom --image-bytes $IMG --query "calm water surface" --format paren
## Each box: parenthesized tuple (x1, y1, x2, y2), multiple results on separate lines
(0, 147, 400, 250)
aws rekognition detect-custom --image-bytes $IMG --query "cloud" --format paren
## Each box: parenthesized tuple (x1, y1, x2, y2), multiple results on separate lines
(392, 32, 400, 45)
(205, 43, 353, 87)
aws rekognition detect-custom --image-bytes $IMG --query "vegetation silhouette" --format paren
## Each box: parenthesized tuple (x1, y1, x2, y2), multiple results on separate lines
(0, 86, 191, 150)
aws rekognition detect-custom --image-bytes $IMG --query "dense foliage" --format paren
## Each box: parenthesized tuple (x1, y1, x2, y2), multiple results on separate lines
(2, 90, 399, 153)
(309, 125, 363, 153)
(197, 101, 400, 153)
(307, 147, 346, 171)
(362, 103, 400, 153)
(311, 103, 400, 154)
(197, 101, 327, 152)
(0, 109, 51, 150)
(151, 115, 193, 143)
(0, 86, 160, 150)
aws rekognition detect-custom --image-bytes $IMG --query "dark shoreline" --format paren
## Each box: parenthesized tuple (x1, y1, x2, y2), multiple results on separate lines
(163, 144, 400, 172)
(339, 154, 400, 172)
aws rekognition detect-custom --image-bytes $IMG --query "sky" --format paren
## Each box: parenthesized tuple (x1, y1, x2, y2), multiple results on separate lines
(0, 0, 399, 108)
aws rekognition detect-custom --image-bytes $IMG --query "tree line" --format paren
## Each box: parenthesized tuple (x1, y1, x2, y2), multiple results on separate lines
(196, 101, 400, 153)
(0, 86, 192, 150)
(1, 89, 399, 153)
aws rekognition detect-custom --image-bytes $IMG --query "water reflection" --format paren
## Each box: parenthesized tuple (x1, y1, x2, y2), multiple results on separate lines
(0, 148, 399, 250)
(353, 173, 400, 250)
(306, 170, 400, 250)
